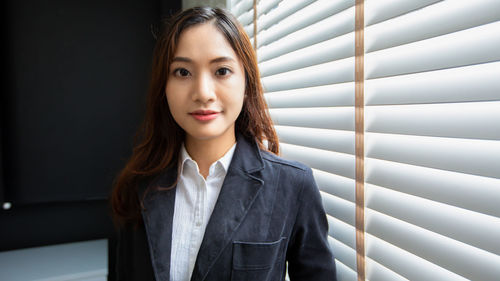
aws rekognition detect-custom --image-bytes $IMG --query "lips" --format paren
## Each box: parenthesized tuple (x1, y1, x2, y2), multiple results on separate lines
(189, 109, 220, 121)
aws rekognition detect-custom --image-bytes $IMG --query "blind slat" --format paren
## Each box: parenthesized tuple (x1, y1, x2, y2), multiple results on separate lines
(365, 0, 500, 52)
(365, 61, 500, 105)
(256, 0, 281, 17)
(365, 132, 500, 178)
(256, 0, 315, 34)
(327, 215, 356, 249)
(280, 143, 355, 179)
(365, 21, 500, 79)
(335, 259, 358, 281)
(243, 22, 254, 38)
(270, 107, 354, 131)
(237, 8, 253, 27)
(314, 168, 355, 203)
(366, 257, 409, 281)
(265, 82, 354, 108)
(263, 58, 354, 92)
(365, 158, 500, 218)
(366, 183, 500, 255)
(230, 0, 239, 8)
(328, 236, 357, 271)
(257, 0, 353, 48)
(232, 0, 253, 18)
(238, 0, 281, 27)
(258, 8, 354, 62)
(321, 192, 355, 227)
(365, 102, 500, 140)
(365, 0, 441, 26)
(238, 8, 253, 29)
(365, 233, 469, 281)
(366, 210, 500, 281)
(260, 32, 354, 76)
(275, 126, 354, 155)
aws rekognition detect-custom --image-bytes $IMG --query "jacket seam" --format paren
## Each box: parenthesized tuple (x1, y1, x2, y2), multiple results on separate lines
(261, 154, 307, 171)
(286, 168, 308, 255)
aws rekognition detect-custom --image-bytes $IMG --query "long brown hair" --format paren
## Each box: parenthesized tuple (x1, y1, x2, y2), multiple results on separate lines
(111, 7, 278, 225)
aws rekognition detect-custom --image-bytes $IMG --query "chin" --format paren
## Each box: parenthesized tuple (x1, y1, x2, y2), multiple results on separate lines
(186, 130, 225, 141)
(185, 125, 235, 143)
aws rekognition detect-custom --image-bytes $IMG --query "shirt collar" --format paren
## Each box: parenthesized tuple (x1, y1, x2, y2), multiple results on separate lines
(179, 142, 237, 176)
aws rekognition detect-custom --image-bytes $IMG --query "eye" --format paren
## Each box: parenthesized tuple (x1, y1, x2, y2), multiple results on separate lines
(173, 68, 191, 77)
(215, 67, 232, 76)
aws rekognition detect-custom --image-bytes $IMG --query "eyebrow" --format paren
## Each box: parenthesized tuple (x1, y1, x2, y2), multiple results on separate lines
(171, 56, 236, 64)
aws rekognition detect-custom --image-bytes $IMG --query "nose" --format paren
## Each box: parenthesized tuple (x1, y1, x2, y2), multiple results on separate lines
(192, 72, 216, 103)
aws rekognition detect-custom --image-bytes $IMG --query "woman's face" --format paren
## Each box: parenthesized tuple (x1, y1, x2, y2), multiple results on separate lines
(166, 22, 246, 144)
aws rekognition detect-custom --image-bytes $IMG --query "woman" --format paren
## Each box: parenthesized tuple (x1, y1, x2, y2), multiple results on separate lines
(111, 7, 336, 281)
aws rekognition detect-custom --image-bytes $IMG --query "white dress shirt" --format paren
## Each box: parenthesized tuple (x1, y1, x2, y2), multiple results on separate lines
(170, 143, 236, 281)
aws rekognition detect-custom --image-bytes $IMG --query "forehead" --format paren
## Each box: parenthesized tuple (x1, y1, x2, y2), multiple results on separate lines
(173, 22, 239, 61)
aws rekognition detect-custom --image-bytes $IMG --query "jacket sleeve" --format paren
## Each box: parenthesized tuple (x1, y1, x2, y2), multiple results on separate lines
(115, 225, 130, 281)
(286, 167, 337, 281)
(114, 223, 156, 281)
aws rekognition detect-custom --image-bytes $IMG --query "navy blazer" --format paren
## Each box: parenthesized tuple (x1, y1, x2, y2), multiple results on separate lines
(116, 134, 337, 281)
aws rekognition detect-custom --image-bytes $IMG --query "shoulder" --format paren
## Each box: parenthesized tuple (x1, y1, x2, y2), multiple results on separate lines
(259, 150, 315, 190)
(260, 150, 309, 172)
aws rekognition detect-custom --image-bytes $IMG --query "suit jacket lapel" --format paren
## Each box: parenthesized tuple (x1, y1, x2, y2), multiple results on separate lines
(140, 167, 178, 281)
(190, 134, 265, 281)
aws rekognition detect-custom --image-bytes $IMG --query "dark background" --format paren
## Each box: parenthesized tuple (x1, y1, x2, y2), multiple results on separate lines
(1, 0, 181, 277)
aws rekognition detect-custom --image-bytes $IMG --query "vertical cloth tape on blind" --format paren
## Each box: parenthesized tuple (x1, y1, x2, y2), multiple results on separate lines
(354, 1, 365, 280)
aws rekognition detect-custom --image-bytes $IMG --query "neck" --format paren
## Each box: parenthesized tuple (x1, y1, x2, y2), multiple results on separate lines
(185, 132, 236, 178)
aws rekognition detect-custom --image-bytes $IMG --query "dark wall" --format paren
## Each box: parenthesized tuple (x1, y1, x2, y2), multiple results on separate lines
(1, 0, 181, 252)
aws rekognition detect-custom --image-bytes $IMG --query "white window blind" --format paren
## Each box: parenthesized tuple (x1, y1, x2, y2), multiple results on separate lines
(230, 0, 500, 280)
(363, 0, 500, 280)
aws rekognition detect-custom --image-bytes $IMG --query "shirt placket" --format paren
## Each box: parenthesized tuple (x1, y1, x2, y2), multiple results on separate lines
(188, 172, 207, 277)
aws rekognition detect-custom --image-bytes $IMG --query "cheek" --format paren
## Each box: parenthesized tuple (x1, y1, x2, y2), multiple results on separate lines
(165, 92, 174, 112)
(225, 87, 245, 114)
(230, 76, 246, 109)
(165, 91, 181, 123)
(228, 94, 245, 120)
(165, 83, 179, 109)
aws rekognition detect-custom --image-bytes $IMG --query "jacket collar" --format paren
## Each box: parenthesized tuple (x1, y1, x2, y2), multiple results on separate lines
(139, 174, 176, 281)
(230, 132, 265, 173)
(140, 133, 265, 281)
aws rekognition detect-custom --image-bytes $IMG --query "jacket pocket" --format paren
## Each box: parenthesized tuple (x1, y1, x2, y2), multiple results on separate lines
(231, 237, 286, 281)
